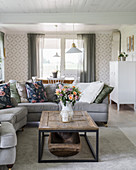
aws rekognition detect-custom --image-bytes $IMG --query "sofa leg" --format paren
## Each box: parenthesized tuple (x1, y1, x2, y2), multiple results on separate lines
(22, 125, 25, 131)
(7, 164, 13, 170)
(104, 122, 108, 127)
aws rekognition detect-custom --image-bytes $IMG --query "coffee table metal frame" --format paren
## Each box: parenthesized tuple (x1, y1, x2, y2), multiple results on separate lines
(38, 129, 99, 163)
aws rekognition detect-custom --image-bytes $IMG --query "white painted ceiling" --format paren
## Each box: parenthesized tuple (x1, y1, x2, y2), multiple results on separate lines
(0, 0, 136, 32)
(0, 0, 136, 13)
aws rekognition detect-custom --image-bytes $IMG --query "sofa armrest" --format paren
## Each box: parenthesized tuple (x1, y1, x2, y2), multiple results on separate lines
(11, 97, 18, 107)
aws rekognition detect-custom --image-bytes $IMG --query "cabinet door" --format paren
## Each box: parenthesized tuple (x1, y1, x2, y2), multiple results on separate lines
(118, 62, 135, 103)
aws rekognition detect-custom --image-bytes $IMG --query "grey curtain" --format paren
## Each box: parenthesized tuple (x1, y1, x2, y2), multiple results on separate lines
(78, 34, 96, 82)
(27, 34, 38, 79)
(0, 32, 4, 57)
(0, 32, 4, 80)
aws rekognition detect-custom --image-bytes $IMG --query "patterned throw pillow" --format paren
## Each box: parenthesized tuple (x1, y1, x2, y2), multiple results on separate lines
(25, 81, 48, 103)
(0, 83, 12, 109)
(94, 84, 114, 104)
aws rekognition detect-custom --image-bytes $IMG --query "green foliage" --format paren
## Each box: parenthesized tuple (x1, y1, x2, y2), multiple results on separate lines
(118, 52, 128, 57)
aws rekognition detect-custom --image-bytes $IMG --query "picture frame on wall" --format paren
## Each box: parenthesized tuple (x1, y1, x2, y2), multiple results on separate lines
(129, 36, 131, 52)
(127, 37, 130, 52)
(131, 35, 134, 51)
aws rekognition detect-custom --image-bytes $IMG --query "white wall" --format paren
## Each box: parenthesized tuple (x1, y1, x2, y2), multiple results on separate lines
(4, 32, 112, 83)
(120, 25, 136, 61)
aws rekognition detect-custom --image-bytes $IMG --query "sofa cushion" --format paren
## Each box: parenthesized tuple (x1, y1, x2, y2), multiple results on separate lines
(73, 102, 108, 113)
(16, 82, 28, 103)
(0, 107, 27, 122)
(0, 122, 17, 149)
(79, 82, 104, 103)
(26, 81, 48, 103)
(0, 83, 12, 109)
(94, 84, 114, 104)
(18, 102, 59, 113)
(44, 84, 57, 102)
(10, 82, 21, 103)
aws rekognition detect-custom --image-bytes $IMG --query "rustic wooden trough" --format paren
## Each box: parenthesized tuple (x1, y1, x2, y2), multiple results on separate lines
(48, 132, 81, 157)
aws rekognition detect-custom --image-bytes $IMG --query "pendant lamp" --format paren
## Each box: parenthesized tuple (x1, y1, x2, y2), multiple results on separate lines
(66, 42, 82, 53)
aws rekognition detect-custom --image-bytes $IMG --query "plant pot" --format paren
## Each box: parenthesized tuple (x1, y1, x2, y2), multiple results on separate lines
(60, 101, 74, 122)
(52, 72, 58, 78)
(120, 57, 126, 61)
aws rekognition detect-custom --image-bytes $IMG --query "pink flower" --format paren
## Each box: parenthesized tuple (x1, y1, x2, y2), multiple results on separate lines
(58, 84, 62, 89)
(6, 105, 12, 108)
(44, 92, 47, 97)
(32, 100, 36, 103)
(0, 90, 5, 96)
(75, 95, 78, 100)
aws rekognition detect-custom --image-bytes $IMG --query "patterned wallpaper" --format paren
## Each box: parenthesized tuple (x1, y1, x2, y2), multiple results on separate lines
(4, 33, 112, 84)
(96, 33, 112, 84)
(5, 34, 28, 82)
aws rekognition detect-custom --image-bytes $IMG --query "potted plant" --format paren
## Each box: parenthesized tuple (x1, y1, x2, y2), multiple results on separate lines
(118, 52, 128, 61)
(52, 70, 58, 78)
(56, 85, 81, 122)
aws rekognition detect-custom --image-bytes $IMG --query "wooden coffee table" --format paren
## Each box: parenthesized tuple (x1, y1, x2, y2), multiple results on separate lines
(38, 111, 99, 163)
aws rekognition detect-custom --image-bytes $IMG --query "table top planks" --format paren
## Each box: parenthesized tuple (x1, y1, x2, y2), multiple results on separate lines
(39, 111, 99, 131)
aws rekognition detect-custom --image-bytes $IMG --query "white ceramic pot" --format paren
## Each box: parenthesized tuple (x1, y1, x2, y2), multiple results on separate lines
(60, 101, 74, 122)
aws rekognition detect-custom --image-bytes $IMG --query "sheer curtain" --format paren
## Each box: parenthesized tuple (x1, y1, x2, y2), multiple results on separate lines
(77, 34, 96, 82)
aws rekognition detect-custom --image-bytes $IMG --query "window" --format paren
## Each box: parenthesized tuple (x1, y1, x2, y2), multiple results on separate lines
(40, 38, 61, 78)
(0, 33, 4, 81)
(65, 39, 83, 70)
(39, 36, 83, 78)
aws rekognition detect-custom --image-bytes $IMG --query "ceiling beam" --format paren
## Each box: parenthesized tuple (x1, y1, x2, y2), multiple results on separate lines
(0, 12, 136, 24)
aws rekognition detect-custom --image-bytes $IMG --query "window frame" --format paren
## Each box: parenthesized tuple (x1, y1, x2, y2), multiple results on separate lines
(39, 34, 79, 78)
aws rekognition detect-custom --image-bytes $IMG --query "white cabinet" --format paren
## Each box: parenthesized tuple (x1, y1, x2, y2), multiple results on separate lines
(110, 61, 136, 110)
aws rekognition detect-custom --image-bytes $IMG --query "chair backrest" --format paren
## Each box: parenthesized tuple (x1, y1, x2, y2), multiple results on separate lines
(47, 77, 65, 84)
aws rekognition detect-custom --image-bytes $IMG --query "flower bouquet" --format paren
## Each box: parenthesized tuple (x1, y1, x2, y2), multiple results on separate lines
(55, 84, 81, 122)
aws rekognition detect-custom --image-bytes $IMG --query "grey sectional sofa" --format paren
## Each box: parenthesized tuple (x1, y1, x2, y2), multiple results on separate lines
(0, 98, 27, 131)
(18, 83, 109, 124)
(0, 82, 109, 169)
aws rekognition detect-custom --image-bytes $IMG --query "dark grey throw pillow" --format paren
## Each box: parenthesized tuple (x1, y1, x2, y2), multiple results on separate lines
(43, 84, 58, 102)
(94, 84, 114, 104)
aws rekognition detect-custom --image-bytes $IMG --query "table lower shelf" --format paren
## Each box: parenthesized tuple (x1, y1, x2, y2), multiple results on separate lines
(38, 130, 99, 163)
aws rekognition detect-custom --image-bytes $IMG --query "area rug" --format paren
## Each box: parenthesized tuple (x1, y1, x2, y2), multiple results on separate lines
(1, 127, 136, 170)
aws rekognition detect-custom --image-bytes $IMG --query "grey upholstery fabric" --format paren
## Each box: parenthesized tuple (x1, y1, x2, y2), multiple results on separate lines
(73, 101, 108, 113)
(0, 147, 16, 165)
(0, 107, 27, 122)
(88, 112, 108, 122)
(27, 112, 41, 122)
(0, 122, 17, 149)
(18, 102, 59, 113)
(11, 97, 18, 107)
(0, 114, 16, 124)
(44, 84, 57, 102)
(14, 117, 27, 131)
